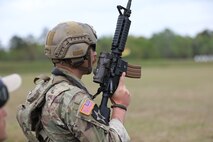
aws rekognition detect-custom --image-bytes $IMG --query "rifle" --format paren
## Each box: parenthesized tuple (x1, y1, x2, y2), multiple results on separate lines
(93, 0, 141, 124)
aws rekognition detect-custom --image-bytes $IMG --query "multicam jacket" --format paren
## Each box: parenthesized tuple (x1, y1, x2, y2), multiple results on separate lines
(40, 67, 130, 142)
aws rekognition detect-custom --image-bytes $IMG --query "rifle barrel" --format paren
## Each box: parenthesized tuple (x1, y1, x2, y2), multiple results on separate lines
(126, 0, 132, 10)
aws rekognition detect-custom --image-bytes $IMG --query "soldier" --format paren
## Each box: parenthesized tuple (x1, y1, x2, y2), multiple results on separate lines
(19, 21, 131, 142)
(0, 74, 22, 142)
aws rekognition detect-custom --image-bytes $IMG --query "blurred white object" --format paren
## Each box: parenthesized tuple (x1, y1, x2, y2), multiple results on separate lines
(2, 74, 22, 92)
(194, 55, 213, 62)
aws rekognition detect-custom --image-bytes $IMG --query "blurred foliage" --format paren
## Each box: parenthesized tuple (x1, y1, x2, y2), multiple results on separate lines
(0, 28, 213, 61)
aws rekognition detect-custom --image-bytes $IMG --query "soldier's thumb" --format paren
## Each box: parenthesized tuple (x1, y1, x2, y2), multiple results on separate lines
(118, 72, 126, 87)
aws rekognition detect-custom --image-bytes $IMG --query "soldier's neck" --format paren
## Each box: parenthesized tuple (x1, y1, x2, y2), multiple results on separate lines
(55, 64, 83, 79)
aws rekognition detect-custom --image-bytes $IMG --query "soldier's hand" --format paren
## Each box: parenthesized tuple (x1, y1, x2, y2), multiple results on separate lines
(110, 72, 131, 107)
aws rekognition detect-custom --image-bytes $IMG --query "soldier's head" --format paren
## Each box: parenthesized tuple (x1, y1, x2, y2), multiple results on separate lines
(0, 78, 8, 142)
(0, 74, 22, 141)
(44, 21, 97, 74)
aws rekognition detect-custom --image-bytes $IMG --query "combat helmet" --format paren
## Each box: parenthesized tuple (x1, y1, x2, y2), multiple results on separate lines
(44, 21, 97, 61)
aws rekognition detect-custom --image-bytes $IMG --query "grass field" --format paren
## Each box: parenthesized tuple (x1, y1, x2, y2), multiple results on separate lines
(1, 60, 213, 142)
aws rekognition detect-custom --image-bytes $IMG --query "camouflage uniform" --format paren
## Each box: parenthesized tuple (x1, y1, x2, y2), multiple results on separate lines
(16, 21, 131, 142)
(41, 67, 130, 142)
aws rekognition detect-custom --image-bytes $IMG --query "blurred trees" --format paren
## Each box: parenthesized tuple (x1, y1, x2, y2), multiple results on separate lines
(192, 30, 213, 56)
(0, 28, 213, 61)
(149, 29, 193, 59)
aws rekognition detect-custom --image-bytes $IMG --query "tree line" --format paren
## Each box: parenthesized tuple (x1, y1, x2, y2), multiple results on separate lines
(0, 28, 213, 61)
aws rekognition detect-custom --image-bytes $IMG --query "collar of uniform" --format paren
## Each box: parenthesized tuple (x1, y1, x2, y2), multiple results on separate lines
(54, 67, 86, 88)
(51, 67, 93, 98)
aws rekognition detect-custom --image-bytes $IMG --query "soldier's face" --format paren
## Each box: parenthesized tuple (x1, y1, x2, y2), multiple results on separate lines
(90, 48, 97, 66)
(80, 48, 97, 75)
(0, 107, 7, 142)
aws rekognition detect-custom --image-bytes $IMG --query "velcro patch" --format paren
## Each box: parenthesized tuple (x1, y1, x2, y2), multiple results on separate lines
(80, 99, 95, 115)
(91, 104, 109, 126)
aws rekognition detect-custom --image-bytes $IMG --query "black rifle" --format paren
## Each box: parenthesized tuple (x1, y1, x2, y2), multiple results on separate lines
(93, 0, 141, 123)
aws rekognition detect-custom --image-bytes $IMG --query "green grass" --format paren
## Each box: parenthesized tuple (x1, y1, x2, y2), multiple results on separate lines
(0, 60, 52, 74)
(1, 60, 213, 142)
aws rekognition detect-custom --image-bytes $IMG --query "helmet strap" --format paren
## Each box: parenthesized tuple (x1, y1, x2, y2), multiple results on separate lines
(52, 48, 92, 74)
(71, 58, 85, 68)
(77, 48, 92, 74)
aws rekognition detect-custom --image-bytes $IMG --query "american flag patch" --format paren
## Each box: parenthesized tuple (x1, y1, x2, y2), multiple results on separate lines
(80, 99, 95, 115)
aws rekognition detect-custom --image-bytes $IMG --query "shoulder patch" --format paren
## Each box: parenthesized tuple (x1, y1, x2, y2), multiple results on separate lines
(80, 99, 95, 115)
(91, 105, 109, 126)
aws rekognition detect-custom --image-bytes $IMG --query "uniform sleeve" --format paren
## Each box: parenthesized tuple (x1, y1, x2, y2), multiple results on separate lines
(109, 119, 130, 142)
(60, 90, 130, 142)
